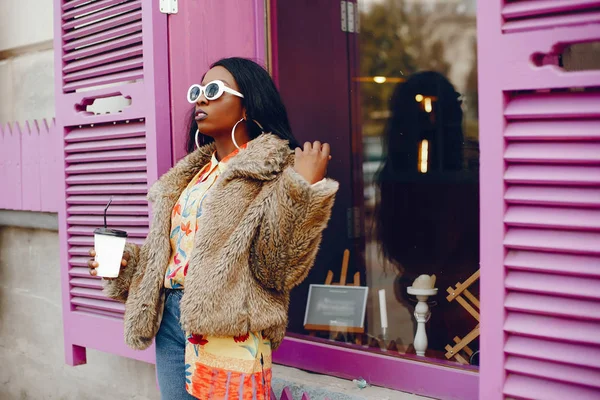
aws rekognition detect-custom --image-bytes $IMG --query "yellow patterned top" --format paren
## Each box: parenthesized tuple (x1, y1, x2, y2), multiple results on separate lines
(164, 146, 244, 288)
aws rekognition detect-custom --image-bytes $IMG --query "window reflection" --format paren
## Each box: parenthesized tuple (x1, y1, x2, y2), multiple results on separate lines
(360, 0, 480, 366)
(370, 71, 479, 360)
(277, 0, 480, 368)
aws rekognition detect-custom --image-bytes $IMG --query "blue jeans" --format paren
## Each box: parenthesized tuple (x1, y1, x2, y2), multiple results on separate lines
(155, 289, 197, 399)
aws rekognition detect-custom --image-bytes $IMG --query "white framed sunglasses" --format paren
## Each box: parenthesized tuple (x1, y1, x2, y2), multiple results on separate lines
(187, 80, 244, 103)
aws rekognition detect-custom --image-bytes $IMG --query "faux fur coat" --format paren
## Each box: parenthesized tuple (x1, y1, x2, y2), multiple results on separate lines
(102, 133, 339, 351)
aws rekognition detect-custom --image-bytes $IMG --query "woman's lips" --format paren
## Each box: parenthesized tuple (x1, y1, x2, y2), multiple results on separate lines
(195, 110, 208, 121)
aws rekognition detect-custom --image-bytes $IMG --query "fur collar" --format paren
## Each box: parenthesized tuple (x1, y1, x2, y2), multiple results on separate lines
(148, 133, 293, 202)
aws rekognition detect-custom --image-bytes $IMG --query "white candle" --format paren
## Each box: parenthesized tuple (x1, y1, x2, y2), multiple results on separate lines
(379, 289, 388, 330)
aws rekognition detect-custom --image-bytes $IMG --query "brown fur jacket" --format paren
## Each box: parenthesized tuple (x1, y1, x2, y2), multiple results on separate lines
(103, 133, 338, 351)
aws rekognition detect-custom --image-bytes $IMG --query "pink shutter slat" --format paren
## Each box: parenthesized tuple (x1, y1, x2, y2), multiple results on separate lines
(66, 195, 148, 204)
(505, 142, 600, 163)
(65, 160, 147, 173)
(479, 2, 600, 398)
(505, 292, 600, 320)
(66, 149, 147, 163)
(65, 137, 146, 153)
(70, 297, 125, 313)
(71, 287, 110, 301)
(505, 271, 600, 299)
(504, 120, 600, 140)
(68, 236, 95, 246)
(69, 246, 94, 256)
(504, 228, 600, 254)
(503, 10, 600, 33)
(505, 92, 600, 119)
(67, 215, 149, 226)
(505, 186, 600, 207)
(504, 165, 600, 185)
(504, 206, 600, 230)
(68, 225, 148, 237)
(55, 0, 170, 366)
(70, 266, 93, 276)
(505, 313, 600, 345)
(504, 374, 600, 400)
(504, 250, 600, 277)
(502, 0, 600, 19)
(70, 277, 103, 290)
(67, 204, 148, 215)
(66, 183, 148, 195)
(504, 336, 600, 369)
(65, 172, 148, 184)
(65, 122, 145, 142)
(505, 356, 600, 389)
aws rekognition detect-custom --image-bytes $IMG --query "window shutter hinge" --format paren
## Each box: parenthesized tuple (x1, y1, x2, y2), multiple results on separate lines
(160, 0, 178, 14)
(341, 1, 348, 32)
(341, 1, 358, 33)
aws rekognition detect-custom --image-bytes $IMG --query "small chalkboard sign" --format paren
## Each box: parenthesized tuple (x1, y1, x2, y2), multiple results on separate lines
(303, 284, 369, 333)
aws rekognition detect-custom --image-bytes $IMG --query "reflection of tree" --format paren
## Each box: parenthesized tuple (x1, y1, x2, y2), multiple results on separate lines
(359, 0, 452, 132)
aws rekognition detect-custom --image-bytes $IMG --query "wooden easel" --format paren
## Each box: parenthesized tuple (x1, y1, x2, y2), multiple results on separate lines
(305, 249, 364, 343)
(444, 269, 480, 365)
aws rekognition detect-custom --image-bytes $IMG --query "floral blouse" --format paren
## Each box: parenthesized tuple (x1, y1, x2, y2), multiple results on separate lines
(164, 147, 241, 288)
(165, 144, 272, 399)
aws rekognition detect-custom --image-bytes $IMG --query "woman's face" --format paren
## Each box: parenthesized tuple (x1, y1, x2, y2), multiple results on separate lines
(194, 66, 245, 138)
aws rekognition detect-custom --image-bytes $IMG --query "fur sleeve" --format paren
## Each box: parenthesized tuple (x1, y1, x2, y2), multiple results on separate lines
(102, 242, 141, 303)
(250, 167, 338, 291)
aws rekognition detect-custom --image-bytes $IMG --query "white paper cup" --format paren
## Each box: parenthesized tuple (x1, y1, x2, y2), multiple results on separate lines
(94, 228, 128, 278)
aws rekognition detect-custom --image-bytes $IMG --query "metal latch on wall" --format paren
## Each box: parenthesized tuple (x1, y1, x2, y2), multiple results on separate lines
(160, 0, 178, 14)
(341, 1, 359, 33)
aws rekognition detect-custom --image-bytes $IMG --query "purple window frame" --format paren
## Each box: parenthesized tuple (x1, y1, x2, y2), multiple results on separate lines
(264, 1, 480, 399)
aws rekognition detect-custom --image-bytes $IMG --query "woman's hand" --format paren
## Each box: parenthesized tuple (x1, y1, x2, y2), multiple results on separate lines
(88, 248, 129, 280)
(293, 141, 331, 184)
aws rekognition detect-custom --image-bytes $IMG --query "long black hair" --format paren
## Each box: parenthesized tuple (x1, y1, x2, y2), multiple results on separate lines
(375, 71, 469, 269)
(186, 57, 299, 153)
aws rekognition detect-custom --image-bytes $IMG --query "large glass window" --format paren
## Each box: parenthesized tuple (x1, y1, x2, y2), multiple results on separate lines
(276, 0, 479, 370)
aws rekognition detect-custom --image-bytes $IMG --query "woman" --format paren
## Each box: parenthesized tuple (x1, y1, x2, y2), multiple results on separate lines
(88, 57, 338, 399)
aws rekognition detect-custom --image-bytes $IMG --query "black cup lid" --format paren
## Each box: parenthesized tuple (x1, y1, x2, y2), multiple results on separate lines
(94, 227, 128, 238)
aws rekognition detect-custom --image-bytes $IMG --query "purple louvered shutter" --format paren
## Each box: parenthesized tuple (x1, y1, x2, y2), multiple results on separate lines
(54, 0, 171, 365)
(479, 1, 600, 399)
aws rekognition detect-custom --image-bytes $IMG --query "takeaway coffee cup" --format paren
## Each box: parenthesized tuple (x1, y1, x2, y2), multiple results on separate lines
(93, 197, 127, 278)
(93, 227, 128, 278)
